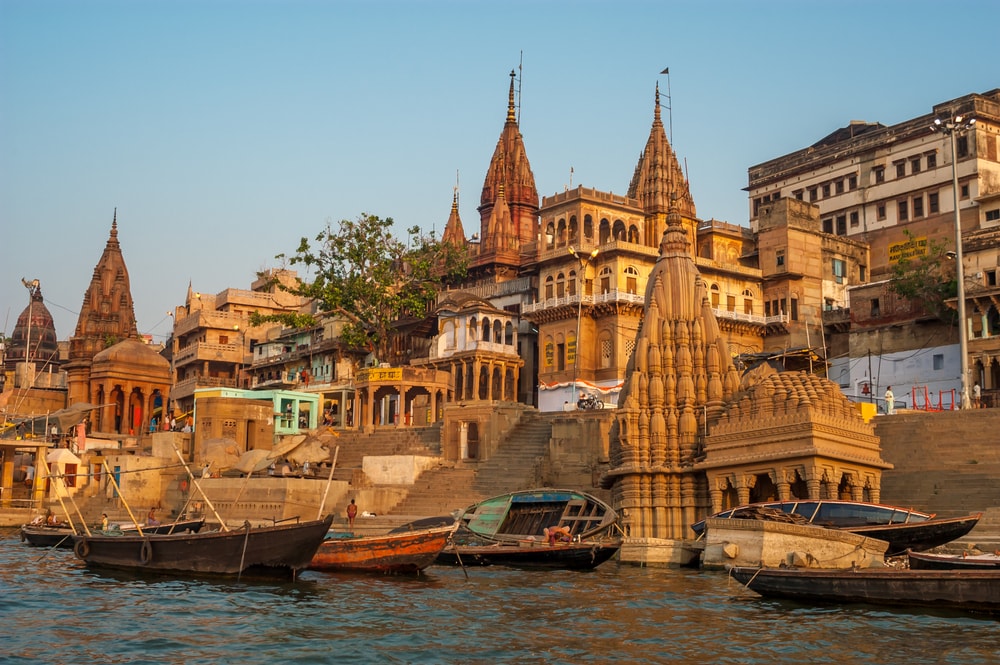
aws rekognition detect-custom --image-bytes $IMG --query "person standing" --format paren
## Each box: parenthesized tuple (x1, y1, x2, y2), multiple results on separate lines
(973, 382, 982, 408)
(884, 386, 895, 415)
(346, 498, 358, 529)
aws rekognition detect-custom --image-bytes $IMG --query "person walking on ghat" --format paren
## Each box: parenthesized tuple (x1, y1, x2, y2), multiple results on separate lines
(884, 386, 895, 415)
(346, 498, 358, 529)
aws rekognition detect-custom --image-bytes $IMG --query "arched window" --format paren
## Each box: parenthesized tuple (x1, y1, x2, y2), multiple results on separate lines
(468, 317, 477, 341)
(545, 275, 554, 300)
(710, 284, 720, 308)
(742, 288, 754, 315)
(481, 317, 491, 341)
(625, 266, 640, 295)
(568, 215, 578, 243)
(556, 272, 566, 298)
(557, 218, 567, 246)
(599, 218, 611, 244)
(599, 266, 613, 294)
(493, 319, 502, 343)
(613, 220, 627, 241)
(504, 321, 514, 345)
(599, 331, 613, 369)
(583, 214, 594, 239)
(544, 222, 555, 248)
(627, 225, 640, 243)
(568, 269, 578, 296)
(790, 295, 799, 322)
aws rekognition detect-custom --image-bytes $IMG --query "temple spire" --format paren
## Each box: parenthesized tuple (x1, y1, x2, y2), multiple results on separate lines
(506, 69, 517, 123)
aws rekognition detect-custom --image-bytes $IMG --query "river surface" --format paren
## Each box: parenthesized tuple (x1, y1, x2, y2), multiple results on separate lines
(1, 531, 997, 665)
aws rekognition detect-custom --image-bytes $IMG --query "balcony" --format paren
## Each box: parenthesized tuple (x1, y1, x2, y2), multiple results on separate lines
(174, 342, 245, 367)
(170, 375, 238, 401)
(523, 289, 646, 315)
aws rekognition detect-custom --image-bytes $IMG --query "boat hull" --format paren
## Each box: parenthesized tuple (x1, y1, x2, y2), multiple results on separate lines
(457, 488, 619, 543)
(72, 515, 333, 579)
(309, 524, 455, 574)
(21, 518, 206, 548)
(437, 540, 621, 570)
(730, 566, 1000, 615)
(908, 550, 1000, 570)
(847, 513, 981, 556)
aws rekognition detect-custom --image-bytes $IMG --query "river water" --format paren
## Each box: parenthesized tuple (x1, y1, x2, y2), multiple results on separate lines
(2, 532, 997, 665)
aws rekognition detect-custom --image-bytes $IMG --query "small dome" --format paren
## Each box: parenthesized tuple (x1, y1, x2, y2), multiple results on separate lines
(5, 283, 60, 370)
(93, 339, 169, 370)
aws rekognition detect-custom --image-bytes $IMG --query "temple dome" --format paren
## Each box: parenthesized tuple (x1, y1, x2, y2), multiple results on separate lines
(6, 283, 60, 370)
(92, 339, 169, 371)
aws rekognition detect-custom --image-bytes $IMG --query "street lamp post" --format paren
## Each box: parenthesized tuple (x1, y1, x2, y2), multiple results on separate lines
(568, 247, 599, 406)
(932, 114, 976, 409)
(21, 278, 39, 389)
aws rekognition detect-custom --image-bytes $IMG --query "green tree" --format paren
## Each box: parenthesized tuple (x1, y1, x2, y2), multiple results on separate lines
(253, 213, 467, 363)
(887, 230, 957, 322)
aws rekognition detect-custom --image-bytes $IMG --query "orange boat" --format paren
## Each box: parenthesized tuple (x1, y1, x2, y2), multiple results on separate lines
(308, 522, 457, 574)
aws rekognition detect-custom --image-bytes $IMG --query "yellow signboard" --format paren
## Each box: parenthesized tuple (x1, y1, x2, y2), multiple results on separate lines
(888, 235, 928, 264)
(358, 367, 403, 383)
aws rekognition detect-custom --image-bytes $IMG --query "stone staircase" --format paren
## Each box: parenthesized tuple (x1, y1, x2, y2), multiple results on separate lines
(874, 408, 1000, 550)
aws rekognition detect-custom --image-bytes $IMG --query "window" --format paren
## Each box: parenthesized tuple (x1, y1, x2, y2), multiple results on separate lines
(793, 189, 804, 201)
(898, 200, 908, 221)
(835, 180, 845, 195)
(765, 300, 771, 316)
(850, 211, 859, 227)
(557, 342, 565, 371)
(871, 298, 880, 318)
(832, 258, 846, 284)
(753, 197, 762, 216)
(874, 166, 885, 183)
(957, 135, 969, 158)
(910, 157, 921, 174)
(961, 184, 969, 199)
(929, 192, 939, 214)
(544, 276, 553, 300)
(823, 218, 833, 234)
(726, 295, 736, 312)
(836, 215, 846, 235)
(743, 289, 754, 314)
(986, 209, 1000, 222)
(933, 354, 944, 371)
(877, 203, 886, 220)
(776, 250, 785, 268)
(822, 183, 831, 198)
(625, 266, 639, 295)
(711, 284, 720, 307)
(986, 270, 997, 287)
(809, 188, 818, 202)
(825, 298, 835, 311)
(599, 266, 612, 294)
(568, 270, 577, 296)
(859, 265, 867, 282)
(927, 152, 937, 169)
(895, 161, 906, 178)
(790, 296, 798, 321)
(600, 336, 612, 369)
(848, 174, 858, 190)
(556, 272, 565, 298)
(913, 196, 924, 218)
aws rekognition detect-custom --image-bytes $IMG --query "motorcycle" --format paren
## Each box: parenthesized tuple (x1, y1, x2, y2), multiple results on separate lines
(577, 394, 604, 410)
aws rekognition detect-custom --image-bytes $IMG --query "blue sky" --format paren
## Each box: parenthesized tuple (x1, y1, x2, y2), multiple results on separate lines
(1, 0, 997, 346)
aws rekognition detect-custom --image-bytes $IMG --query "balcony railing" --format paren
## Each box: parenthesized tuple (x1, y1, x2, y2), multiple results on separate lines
(174, 342, 245, 366)
(523, 289, 646, 314)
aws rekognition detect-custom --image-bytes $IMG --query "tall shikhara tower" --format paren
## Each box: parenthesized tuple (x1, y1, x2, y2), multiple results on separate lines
(64, 212, 140, 404)
(603, 205, 742, 541)
(473, 70, 539, 280)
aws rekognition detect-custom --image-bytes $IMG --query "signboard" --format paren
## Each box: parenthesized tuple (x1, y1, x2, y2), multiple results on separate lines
(358, 367, 403, 383)
(888, 235, 928, 264)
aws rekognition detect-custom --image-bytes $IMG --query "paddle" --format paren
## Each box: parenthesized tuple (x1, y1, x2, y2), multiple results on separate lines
(316, 446, 340, 520)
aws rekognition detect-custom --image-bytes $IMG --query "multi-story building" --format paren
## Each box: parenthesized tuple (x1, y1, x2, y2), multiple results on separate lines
(748, 89, 1000, 406)
(167, 269, 308, 416)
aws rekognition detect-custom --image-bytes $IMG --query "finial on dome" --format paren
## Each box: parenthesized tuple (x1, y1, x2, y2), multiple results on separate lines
(507, 69, 517, 123)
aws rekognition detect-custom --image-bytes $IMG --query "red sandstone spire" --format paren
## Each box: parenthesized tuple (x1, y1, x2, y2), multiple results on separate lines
(441, 188, 467, 247)
(478, 69, 539, 257)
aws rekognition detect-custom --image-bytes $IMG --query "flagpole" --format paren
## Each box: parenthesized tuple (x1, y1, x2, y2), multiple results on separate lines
(660, 67, 672, 144)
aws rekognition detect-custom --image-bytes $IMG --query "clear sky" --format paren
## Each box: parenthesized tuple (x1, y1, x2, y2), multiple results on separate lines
(1, 0, 997, 347)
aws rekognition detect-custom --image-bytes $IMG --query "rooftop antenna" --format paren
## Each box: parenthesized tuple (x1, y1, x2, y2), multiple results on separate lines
(660, 67, 673, 144)
(569, 166, 574, 189)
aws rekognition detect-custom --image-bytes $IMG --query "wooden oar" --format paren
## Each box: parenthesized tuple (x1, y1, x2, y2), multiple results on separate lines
(316, 446, 340, 520)
(172, 443, 229, 531)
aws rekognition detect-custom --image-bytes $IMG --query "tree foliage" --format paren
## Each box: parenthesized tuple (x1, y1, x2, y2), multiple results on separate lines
(253, 213, 468, 363)
(887, 230, 957, 321)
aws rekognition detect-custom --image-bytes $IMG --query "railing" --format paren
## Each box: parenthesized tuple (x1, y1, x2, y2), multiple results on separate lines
(523, 289, 645, 314)
(174, 342, 244, 365)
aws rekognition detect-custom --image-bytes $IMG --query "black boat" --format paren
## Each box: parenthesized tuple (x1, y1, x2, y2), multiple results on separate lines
(434, 488, 621, 570)
(729, 565, 1000, 615)
(72, 515, 333, 579)
(691, 500, 981, 556)
(436, 535, 621, 570)
(907, 549, 1000, 570)
(21, 518, 206, 548)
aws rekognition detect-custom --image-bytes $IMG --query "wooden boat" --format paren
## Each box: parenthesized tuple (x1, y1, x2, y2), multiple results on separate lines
(433, 489, 621, 569)
(454, 488, 619, 542)
(20, 517, 206, 548)
(907, 549, 1000, 570)
(729, 565, 1000, 615)
(72, 515, 333, 579)
(436, 536, 621, 570)
(308, 523, 457, 574)
(691, 500, 981, 556)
